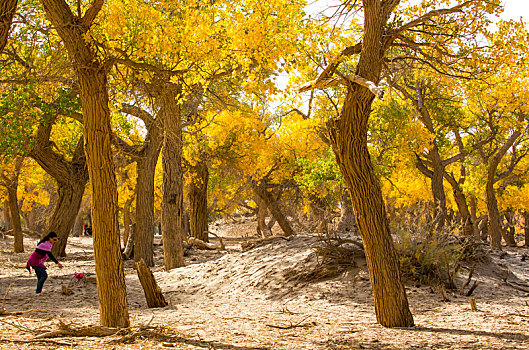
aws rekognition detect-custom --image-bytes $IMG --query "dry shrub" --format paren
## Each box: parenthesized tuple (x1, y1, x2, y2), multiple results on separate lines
(284, 233, 364, 283)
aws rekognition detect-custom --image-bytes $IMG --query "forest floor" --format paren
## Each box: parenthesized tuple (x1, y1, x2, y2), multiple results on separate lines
(0, 218, 529, 349)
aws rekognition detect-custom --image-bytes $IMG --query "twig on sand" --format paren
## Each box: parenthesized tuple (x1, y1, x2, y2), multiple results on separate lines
(266, 316, 316, 329)
(0, 338, 74, 346)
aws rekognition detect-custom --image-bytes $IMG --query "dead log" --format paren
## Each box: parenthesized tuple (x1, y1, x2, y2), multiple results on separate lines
(135, 258, 167, 308)
(186, 237, 221, 250)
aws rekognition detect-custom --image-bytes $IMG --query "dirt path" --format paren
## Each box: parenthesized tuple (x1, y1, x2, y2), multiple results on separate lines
(0, 230, 528, 349)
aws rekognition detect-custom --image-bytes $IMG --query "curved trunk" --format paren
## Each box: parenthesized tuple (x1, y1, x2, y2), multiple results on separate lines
(328, 90, 414, 328)
(7, 185, 23, 253)
(252, 181, 294, 237)
(160, 83, 185, 270)
(188, 160, 209, 242)
(134, 133, 163, 267)
(31, 131, 89, 256)
(47, 181, 86, 257)
(256, 196, 271, 237)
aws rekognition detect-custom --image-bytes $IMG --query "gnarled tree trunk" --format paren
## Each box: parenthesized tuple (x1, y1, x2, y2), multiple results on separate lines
(30, 121, 89, 257)
(324, 1, 414, 327)
(160, 81, 185, 270)
(39, 0, 129, 327)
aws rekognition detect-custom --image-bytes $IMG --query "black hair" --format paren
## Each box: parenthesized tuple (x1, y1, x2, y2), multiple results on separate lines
(38, 231, 58, 245)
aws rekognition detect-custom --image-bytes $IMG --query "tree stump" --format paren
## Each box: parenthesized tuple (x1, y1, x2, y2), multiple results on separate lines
(135, 259, 167, 308)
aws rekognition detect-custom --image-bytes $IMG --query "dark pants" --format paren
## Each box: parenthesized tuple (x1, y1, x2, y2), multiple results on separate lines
(33, 266, 48, 294)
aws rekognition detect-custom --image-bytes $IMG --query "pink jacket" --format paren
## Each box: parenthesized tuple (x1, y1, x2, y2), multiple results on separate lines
(26, 241, 54, 269)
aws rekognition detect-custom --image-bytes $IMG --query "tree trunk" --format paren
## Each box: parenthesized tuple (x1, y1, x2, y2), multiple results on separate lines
(479, 216, 489, 242)
(3, 201, 12, 230)
(469, 195, 480, 239)
(46, 182, 86, 256)
(451, 184, 473, 237)
(523, 211, 529, 247)
(503, 212, 517, 247)
(39, 0, 130, 327)
(72, 209, 84, 237)
(486, 185, 502, 250)
(188, 160, 209, 242)
(134, 131, 163, 267)
(337, 190, 356, 233)
(160, 82, 185, 270)
(256, 198, 271, 238)
(430, 149, 448, 229)
(7, 185, 23, 253)
(31, 125, 89, 256)
(328, 90, 414, 327)
(122, 196, 134, 250)
(252, 181, 295, 237)
(0, 0, 17, 54)
(135, 258, 167, 308)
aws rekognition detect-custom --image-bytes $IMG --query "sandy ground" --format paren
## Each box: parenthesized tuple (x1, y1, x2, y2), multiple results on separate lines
(0, 220, 528, 349)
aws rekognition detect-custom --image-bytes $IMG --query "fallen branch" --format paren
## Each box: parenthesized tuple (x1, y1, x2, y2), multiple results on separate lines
(35, 320, 119, 339)
(0, 338, 74, 346)
(266, 316, 316, 330)
(241, 235, 289, 252)
(208, 231, 226, 250)
(506, 281, 529, 293)
(186, 237, 222, 250)
(0, 284, 42, 317)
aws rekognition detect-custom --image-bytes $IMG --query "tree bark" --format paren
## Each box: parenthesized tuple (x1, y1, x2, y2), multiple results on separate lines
(323, 1, 414, 327)
(134, 127, 163, 267)
(7, 184, 23, 253)
(135, 258, 167, 308)
(3, 201, 12, 231)
(503, 211, 517, 247)
(0, 0, 17, 53)
(39, 0, 129, 327)
(430, 148, 448, 229)
(188, 159, 209, 242)
(337, 190, 356, 233)
(160, 81, 185, 270)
